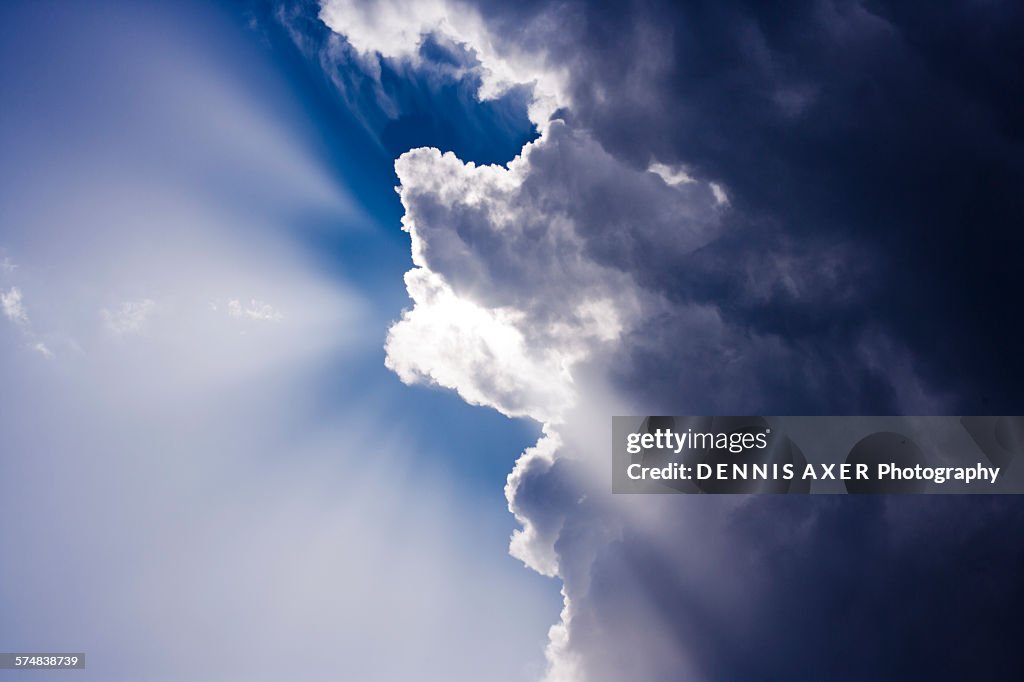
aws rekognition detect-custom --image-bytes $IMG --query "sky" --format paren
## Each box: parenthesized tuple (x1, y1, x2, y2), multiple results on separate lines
(2, 1, 1024, 681)
(0, 2, 555, 680)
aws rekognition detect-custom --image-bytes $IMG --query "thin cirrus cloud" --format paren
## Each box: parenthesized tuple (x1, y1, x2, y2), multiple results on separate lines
(102, 299, 156, 335)
(1, 283, 55, 358)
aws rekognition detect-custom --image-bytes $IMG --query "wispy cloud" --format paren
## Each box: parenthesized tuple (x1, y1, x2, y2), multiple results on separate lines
(32, 341, 54, 359)
(710, 181, 729, 206)
(102, 299, 156, 335)
(227, 298, 284, 322)
(648, 162, 694, 186)
(3, 286, 58, 358)
(319, 0, 567, 125)
(1, 287, 28, 324)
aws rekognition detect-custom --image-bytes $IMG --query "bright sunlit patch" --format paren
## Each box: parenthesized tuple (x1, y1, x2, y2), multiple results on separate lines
(386, 267, 578, 423)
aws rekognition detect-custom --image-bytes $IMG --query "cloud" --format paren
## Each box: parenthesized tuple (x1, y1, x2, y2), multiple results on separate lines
(385, 268, 575, 422)
(381, 111, 940, 679)
(383, 120, 736, 423)
(319, 0, 568, 124)
(647, 162, 694, 186)
(1, 287, 27, 324)
(102, 299, 156, 335)
(2, 282, 60, 358)
(709, 182, 728, 206)
(467, 0, 1024, 410)
(314, 1, 1024, 679)
(1, 257, 16, 274)
(226, 298, 284, 322)
(32, 341, 54, 359)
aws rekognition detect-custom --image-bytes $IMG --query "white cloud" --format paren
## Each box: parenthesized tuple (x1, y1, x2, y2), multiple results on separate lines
(227, 298, 284, 322)
(32, 342, 54, 359)
(386, 269, 577, 422)
(1, 257, 16, 274)
(710, 181, 729, 205)
(2, 287, 58, 358)
(384, 120, 724, 425)
(319, 0, 569, 124)
(2, 287, 27, 324)
(649, 164, 730, 207)
(648, 162, 694, 186)
(102, 299, 156, 335)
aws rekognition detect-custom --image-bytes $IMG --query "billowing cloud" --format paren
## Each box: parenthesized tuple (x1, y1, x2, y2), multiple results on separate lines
(466, 0, 1024, 411)
(384, 123, 730, 422)
(314, 0, 1024, 679)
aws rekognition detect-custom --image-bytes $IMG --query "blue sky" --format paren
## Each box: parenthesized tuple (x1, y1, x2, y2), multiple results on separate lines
(0, 1, 557, 680)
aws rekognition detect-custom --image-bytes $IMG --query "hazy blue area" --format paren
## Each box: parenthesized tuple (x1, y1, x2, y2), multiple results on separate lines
(0, 1, 554, 680)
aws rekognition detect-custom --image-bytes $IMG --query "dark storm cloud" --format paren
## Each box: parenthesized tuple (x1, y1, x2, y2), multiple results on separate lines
(460, 2, 1024, 679)
(472, 0, 1024, 413)
(306, 2, 1024, 679)
(512, 458, 1024, 681)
